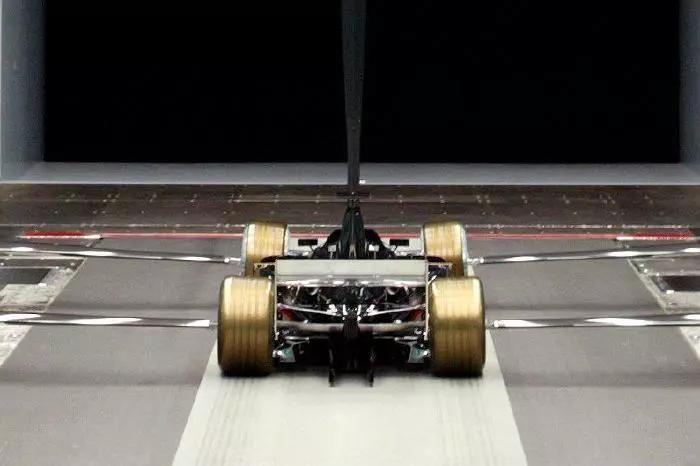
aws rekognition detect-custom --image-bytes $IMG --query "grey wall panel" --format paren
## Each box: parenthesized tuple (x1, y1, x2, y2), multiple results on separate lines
(0, 0, 44, 179)
(682, 0, 700, 167)
(0, 0, 3, 177)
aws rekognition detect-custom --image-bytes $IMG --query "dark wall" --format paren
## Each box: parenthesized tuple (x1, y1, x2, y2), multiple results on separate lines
(45, 4, 347, 162)
(362, 1, 680, 163)
(46, 2, 679, 164)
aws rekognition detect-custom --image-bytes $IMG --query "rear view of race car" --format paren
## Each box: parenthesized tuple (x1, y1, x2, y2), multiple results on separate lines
(217, 203, 485, 385)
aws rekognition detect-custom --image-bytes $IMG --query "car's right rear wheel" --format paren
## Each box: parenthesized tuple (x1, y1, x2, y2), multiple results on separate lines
(423, 221, 468, 276)
(429, 277, 485, 377)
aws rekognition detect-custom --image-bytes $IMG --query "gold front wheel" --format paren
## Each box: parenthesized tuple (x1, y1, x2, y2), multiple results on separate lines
(423, 221, 468, 276)
(241, 222, 287, 276)
(218, 276, 275, 376)
(429, 277, 485, 376)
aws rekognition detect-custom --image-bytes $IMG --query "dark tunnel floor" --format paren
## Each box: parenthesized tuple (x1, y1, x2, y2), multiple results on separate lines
(1, 185, 698, 231)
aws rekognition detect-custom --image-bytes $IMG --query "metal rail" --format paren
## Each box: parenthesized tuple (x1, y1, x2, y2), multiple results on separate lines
(489, 313, 700, 329)
(469, 243, 700, 265)
(3, 310, 700, 331)
(10, 241, 695, 267)
(0, 311, 214, 328)
(0, 242, 239, 264)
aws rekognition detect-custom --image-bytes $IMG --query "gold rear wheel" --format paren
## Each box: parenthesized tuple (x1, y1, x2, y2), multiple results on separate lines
(423, 221, 468, 276)
(429, 277, 485, 376)
(218, 276, 275, 375)
(241, 222, 287, 276)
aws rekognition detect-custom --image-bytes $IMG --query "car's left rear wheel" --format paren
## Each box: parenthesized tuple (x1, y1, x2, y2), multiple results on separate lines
(241, 222, 287, 276)
(218, 276, 275, 376)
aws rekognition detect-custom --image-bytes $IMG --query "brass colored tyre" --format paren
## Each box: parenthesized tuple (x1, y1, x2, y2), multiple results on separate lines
(218, 276, 275, 375)
(423, 221, 468, 276)
(429, 277, 485, 377)
(241, 222, 287, 276)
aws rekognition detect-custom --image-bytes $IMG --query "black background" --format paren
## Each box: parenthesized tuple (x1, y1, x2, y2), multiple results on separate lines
(46, 2, 679, 164)
(45, 3, 347, 162)
(362, 1, 679, 163)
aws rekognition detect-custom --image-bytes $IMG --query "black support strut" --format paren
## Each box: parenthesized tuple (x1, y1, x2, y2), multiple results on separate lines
(341, 0, 367, 195)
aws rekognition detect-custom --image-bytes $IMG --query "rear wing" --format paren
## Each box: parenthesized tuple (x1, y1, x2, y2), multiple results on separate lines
(274, 259, 426, 287)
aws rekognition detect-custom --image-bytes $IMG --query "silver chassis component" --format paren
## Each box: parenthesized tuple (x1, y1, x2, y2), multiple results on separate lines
(277, 321, 425, 336)
(366, 304, 424, 317)
(274, 258, 427, 286)
(278, 303, 425, 318)
(273, 258, 431, 364)
(277, 303, 339, 317)
(276, 278, 425, 287)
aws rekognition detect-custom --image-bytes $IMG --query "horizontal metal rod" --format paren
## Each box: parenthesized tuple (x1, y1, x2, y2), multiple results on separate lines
(0, 311, 214, 328)
(489, 313, 700, 329)
(277, 321, 424, 335)
(0, 242, 239, 264)
(277, 303, 338, 317)
(278, 303, 424, 317)
(365, 304, 425, 316)
(5, 310, 699, 332)
(470, 243, 700, 265)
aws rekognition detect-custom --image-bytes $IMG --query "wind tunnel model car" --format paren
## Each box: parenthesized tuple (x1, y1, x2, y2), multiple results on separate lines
(218, 203, 484, 384)
(4, 199, 700, 386)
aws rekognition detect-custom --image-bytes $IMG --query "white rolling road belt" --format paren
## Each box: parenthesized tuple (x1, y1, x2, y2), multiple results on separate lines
(173, 248, 527, 466)
(173, 334, 526, 466)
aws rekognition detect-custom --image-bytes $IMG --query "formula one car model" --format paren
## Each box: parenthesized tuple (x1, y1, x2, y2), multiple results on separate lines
(219, 202, 483, 383)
